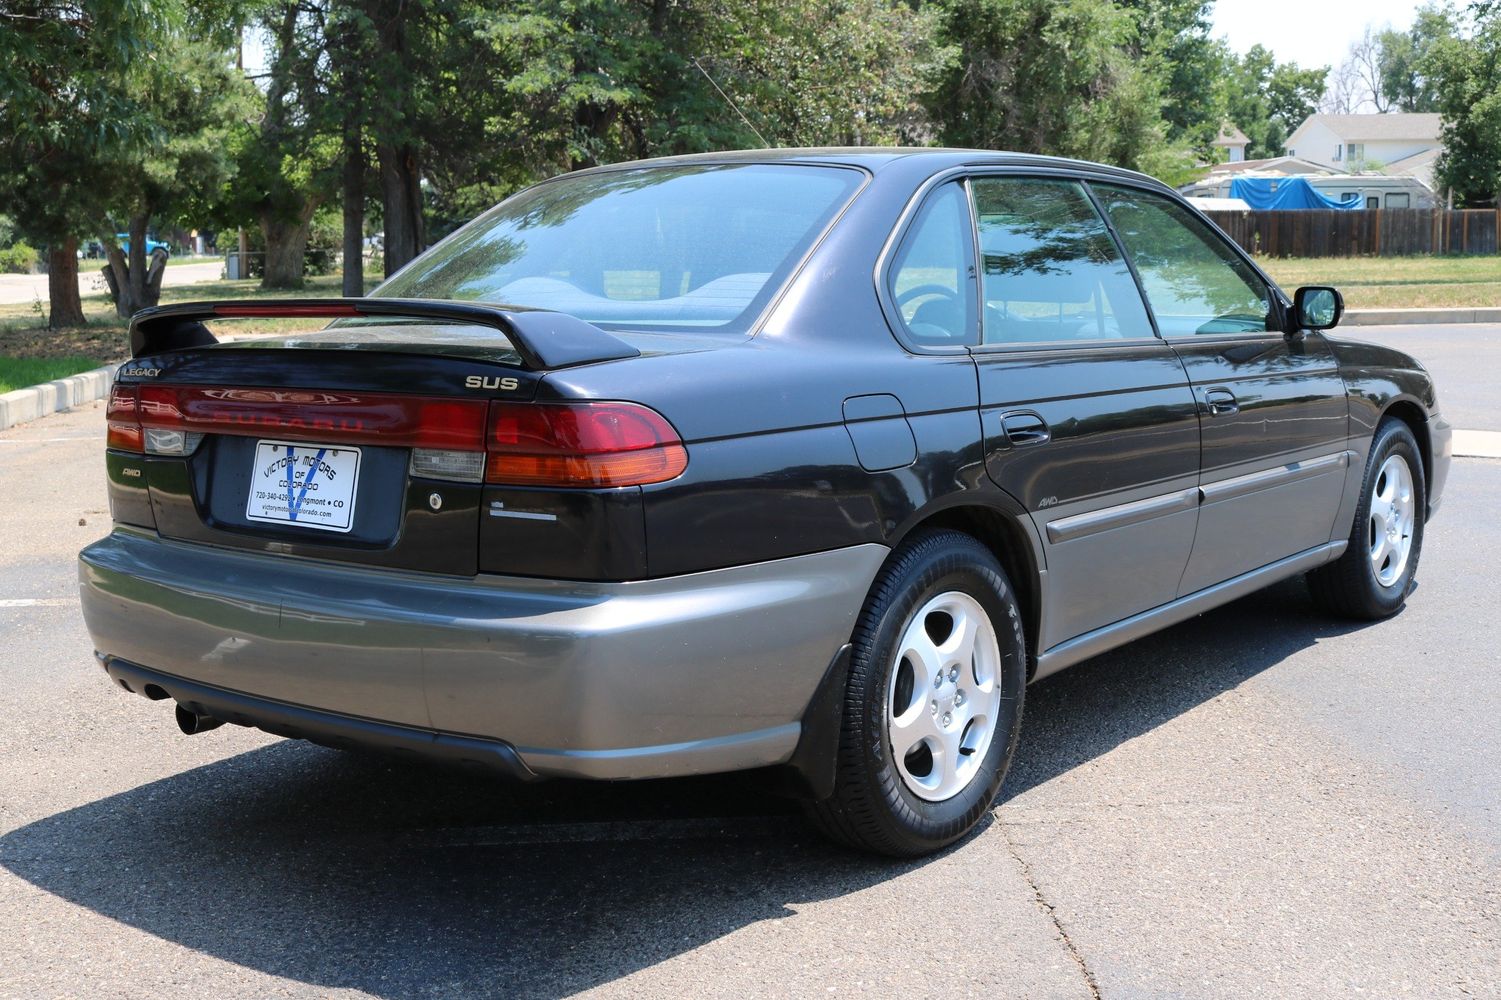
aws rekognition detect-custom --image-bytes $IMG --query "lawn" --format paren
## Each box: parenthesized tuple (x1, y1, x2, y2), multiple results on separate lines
(0, 355, 108, 393)
(1258, 256, 1501, 310)
(0, 272, 366, 365)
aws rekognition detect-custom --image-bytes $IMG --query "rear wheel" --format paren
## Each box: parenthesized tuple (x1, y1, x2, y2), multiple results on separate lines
(807, 530, 1026, 857)
(1308, 419, 1426, 619)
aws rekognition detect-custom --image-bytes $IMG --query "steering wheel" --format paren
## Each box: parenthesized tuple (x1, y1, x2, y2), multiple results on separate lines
(896, 284, 960, 308)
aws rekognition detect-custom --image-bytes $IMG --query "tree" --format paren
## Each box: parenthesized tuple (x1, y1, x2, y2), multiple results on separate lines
(98, 39, 252, 316)
(1378, 7, 1452, 112)
(924, 0, 1178, 172)
(1427, 6, 1501, 205)
(0, 0, 168, 327)
(214, 2, 341, 289)
(1222, 45, 1326, 159)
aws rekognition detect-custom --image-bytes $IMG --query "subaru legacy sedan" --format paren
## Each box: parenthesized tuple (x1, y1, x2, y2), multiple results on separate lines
(80, 149, 1450, 856)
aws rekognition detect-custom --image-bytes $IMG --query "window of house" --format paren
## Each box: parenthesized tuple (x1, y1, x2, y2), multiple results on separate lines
(1333, 144, 1343, 160)
(1348, 143, 1365, 161)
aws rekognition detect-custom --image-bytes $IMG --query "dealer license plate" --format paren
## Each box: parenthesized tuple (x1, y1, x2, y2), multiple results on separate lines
(245, 441, 361, 533)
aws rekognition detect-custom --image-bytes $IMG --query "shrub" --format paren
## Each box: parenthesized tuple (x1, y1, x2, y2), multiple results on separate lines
(0, 242, 39, 274)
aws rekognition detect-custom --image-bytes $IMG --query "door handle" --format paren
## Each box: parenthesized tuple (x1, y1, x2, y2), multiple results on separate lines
(1001, 411, 1051, 446)
(1204, 389, 1239, 417)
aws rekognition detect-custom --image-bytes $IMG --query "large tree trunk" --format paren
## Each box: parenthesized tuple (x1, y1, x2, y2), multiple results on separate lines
(101, 216, 169, 318)
(261, 213, 315, 289)
(46, 239, 86, 329)
(378, 141, 424, 275)
(342, 123, 366, 297)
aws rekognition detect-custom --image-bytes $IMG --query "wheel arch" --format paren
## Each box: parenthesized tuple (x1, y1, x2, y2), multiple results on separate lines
(890, 500, 1045, 679)
(1381, 397, 1432, 501)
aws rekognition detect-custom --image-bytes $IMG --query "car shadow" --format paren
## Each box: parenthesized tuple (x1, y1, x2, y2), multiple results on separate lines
(0, 578, 1377, 998)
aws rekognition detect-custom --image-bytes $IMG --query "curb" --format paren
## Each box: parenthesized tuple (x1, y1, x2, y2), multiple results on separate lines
(1342, 307, 1501, 326)
(0, 364, 118, 432)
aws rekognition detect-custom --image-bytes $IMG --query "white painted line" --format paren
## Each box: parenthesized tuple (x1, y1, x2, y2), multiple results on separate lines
(0, 597, 77, 608)
(1454, 429, 1501, 459)
(0, 436, 106, 444)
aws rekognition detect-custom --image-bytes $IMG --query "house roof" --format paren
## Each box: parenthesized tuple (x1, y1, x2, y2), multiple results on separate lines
(1288, 113, 1442, 145)
(1213, 123, 1250, 146)
(1206, 155, 1336, 177)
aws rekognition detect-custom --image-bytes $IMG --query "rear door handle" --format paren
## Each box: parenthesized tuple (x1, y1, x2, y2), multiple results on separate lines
(1204, 388, 1239, 417)
(1001, 411, 1051, 446)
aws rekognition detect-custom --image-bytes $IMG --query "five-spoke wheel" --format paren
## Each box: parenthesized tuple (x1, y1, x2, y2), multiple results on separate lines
(887, 592, 1002, 802)
(808, 530, 1026, 857)
(1309, 418, 1426, 619)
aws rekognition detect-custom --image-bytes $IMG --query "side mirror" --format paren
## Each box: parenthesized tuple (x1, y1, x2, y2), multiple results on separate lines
(1292, 285, 1343, 332)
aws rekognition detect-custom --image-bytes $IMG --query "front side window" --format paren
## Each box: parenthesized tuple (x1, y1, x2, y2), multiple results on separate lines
(888, 182, 977, 346)
(971, 177, 1154, 345)
(1094, 185, 1274, 338)
(375, 163, 864, 335)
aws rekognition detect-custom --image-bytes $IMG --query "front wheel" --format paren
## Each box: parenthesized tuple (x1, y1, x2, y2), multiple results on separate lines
(1308, 419, 1426, 619)
(807, 530, 1027, 857)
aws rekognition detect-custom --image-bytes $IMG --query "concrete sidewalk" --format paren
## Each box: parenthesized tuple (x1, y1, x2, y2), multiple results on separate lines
(1344, 306, 1501, 326)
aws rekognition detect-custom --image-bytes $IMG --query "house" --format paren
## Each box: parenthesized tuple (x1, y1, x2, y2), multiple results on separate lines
(1283, 113, 1442, 180)
(1180, 152, 1437, 210)
(1212, 123, 1250, 163)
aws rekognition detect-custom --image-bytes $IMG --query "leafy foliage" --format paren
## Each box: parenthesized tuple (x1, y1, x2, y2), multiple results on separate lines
(1427, 5, 1501, 205)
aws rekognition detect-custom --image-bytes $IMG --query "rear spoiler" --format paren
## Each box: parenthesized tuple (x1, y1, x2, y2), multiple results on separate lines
(127, 298, 642, 370)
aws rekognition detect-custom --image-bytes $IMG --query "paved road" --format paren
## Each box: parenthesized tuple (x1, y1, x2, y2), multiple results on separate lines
(0, 261, 224, 306)
(1341, 324, 1501, 431)
(1, 325, 1498, 999)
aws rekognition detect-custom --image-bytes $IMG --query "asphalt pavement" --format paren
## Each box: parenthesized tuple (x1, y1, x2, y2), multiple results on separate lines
(0, 323, 1498, 999)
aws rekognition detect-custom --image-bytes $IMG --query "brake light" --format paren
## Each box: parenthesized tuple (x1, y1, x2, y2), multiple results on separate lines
(106, 385, 143, 452)
(104, 383, 687, 489)
(134, 387, 489, 450)
(486, 402, 688, 487)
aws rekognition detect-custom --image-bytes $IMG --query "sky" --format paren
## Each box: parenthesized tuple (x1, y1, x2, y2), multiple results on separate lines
(1211, 0, 1424, 69)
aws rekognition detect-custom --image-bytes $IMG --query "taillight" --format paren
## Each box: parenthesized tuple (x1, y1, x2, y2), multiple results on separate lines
(105, 383, 686, 489)
(106, 385, 143, 452)
(485, 402, 688, 487)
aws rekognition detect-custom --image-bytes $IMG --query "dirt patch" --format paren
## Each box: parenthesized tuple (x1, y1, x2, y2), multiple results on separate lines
(0, 323, 128, 363)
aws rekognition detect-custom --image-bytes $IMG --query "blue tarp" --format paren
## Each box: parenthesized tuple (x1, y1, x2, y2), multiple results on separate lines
(1228, 177, 1362, 211)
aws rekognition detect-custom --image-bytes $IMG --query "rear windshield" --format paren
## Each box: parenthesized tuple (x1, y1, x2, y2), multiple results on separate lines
(374, 163, 864, 335)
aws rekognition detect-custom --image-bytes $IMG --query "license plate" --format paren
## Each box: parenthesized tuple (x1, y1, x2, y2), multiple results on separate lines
(246, 441, 361, 533)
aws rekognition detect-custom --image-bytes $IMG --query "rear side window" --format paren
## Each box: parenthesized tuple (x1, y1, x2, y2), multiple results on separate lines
(888, 182, 977, 346)
(971, 178, 1154, 345)
(375, 163, 863, 335)
(1093, 185, 1274, 338)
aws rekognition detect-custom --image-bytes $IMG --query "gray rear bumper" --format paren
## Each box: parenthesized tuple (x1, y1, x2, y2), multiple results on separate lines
(80, 529, 886, 780)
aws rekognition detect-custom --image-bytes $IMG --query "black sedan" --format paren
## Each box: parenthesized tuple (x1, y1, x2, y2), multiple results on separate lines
(81, 149, 1450, 856)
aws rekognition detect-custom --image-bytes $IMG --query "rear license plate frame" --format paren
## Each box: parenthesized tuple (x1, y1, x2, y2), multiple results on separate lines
(245, 440, 362, 533)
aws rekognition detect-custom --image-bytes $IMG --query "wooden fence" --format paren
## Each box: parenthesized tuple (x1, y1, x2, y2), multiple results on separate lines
(1202, 208, 1501, 258)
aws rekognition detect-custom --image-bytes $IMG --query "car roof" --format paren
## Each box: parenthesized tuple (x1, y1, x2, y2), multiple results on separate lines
(570, 146, 1170, 191)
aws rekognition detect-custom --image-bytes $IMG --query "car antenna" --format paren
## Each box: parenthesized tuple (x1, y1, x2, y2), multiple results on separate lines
(692, 57, 773, 148)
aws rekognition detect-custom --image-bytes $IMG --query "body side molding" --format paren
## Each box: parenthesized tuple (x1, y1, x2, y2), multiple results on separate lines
(1033, 540, 1347, 681)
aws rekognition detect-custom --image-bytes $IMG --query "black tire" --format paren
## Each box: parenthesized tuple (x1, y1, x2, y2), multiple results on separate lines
(1308, 418, 1426, 619)
(806, 529, 1027, 857)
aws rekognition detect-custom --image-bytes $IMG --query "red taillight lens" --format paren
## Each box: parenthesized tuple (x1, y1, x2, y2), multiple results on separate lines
(486, 402, 688, 487)
(134, 387, 488, 450)
(106, 384, 143, 452)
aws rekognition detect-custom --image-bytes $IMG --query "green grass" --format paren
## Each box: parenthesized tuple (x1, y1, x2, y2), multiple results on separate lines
(0, 354, 105, 393)
(1258, 256, 1501, 310)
